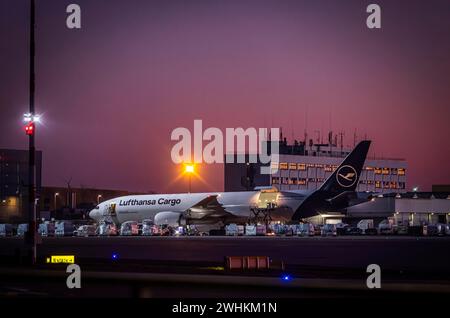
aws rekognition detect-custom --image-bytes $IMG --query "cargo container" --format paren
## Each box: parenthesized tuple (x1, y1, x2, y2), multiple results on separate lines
(225, 223, 239, 236)
(38, 222, 55, 237)
(357, 219, 374, 234)
(55, 221, 75, 236)
(174, 226, 185, 236)
(17, 223, 29, 237)
(97, 221, 118, 236)
(0, 224, 13, 237)
(256, 225, 267, 236)
(120, 221, 139, 236)
(141, 219, 155, 236)
(245, 225, 256, 236)
(269, 223, 288, 235)
(321, 224, 337, 236)
(75, 225, 97, 237)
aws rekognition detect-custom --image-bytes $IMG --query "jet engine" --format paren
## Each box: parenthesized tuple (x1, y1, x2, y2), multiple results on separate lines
(154, 211, 186, 227)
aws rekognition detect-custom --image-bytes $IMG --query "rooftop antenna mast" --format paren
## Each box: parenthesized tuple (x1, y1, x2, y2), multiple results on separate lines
(290, 117, 294, 143)
(328, 107, 332, 154)
(339, 131, 344, 155)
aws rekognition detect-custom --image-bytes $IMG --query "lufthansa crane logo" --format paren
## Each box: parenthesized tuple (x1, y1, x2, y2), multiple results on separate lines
(336, 165, 358, 188)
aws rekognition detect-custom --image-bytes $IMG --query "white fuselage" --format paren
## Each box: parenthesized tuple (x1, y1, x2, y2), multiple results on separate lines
(89, 190, 308, 224)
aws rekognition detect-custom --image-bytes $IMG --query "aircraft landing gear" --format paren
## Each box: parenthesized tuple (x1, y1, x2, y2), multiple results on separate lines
(249, 203, 276, 225)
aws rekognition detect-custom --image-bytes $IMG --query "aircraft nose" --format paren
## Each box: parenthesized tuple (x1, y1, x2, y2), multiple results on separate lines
(89, 209, 98, 220)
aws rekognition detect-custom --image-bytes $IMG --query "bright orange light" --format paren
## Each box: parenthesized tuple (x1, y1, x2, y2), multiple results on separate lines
(185, 164, 195, 173)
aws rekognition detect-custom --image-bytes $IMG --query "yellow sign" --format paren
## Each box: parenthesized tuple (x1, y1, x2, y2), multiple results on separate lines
(46, 255, 75, 264)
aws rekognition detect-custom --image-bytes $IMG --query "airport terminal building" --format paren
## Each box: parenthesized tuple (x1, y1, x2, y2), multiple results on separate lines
(225, 139, 407, 193)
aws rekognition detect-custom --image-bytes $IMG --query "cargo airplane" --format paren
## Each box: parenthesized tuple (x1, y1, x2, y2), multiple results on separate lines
(89, 141, 371, 227)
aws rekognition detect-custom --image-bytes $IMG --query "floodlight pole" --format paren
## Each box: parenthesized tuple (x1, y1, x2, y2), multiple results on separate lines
(27, 0, 37, 265)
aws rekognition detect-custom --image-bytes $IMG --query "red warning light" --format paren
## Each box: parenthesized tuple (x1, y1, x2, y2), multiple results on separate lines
(25, 122, 35, 136)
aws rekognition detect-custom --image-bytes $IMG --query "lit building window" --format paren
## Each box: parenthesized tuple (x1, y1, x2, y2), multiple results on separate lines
(315, 164, 324, 168)
(279, 163, 288, 170)
(308, 178, 316, 182)
(289, 178, 297, 185)
(383, 181, 390, 188)
(398, 168, 406, 176)
(271, 177, 279, 184)
(289, 163, 297, 170)
(297, 164, 306, 171)
(382, 168, 390, 175)
(271, 162, 279, 170)
(282, 177, 288, 184)
(307, 163, 315, 168)
(375, 181, 381, 188)
(375, 168, 382, 175)
(365, 166, 374, 171)
(298, 178, 306, 185)
(324, 165, 333, 172)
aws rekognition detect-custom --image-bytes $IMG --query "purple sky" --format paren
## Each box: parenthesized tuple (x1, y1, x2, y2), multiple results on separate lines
(1, 0, 449, 193)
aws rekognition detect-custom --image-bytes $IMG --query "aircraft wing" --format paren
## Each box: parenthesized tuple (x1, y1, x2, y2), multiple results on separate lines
(325, 191, 357, 206)
(186, 195, 228, 220)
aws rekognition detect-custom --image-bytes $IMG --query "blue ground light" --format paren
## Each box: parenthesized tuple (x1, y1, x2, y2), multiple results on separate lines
(281, 274, 293, 282)
(112, 253, 119, 260)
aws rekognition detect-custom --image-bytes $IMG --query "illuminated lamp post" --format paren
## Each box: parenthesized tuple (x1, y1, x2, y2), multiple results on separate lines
(185, 164, 195, 193)
(54, 192, 59, 211)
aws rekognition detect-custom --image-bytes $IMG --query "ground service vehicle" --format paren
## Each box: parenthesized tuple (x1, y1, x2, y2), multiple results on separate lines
(378, 219, 394, 235)
(345, 227, 362, 235)
(336, 223, 349, 235)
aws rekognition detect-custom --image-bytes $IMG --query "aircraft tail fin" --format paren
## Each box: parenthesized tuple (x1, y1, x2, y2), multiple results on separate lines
(319, 140, 371, 193)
